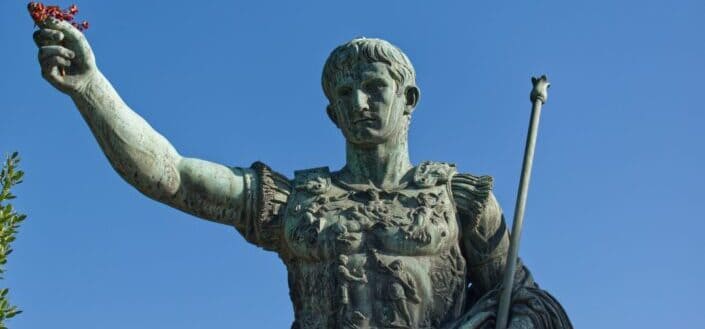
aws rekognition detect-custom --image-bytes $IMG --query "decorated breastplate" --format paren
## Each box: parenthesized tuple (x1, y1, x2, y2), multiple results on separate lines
(283, 162, 467, 329)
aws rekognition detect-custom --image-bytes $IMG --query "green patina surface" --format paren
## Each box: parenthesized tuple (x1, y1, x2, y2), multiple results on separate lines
(33, 18, 571, 328)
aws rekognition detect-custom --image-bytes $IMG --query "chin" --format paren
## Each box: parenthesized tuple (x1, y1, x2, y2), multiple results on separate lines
(344, 129, 395, 147)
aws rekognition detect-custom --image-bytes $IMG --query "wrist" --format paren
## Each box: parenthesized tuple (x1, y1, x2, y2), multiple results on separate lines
(69, 69, 103, 98)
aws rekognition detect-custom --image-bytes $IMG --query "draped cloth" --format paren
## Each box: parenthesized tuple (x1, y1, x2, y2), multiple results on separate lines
(447, 262, 573, 329)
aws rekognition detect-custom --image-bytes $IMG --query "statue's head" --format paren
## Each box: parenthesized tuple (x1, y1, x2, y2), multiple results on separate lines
(322, 38, 419, 146)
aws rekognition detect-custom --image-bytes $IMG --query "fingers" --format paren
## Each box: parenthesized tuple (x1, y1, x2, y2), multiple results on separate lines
(38, 45, 75, 61)
(40, 61, 63, 83)
(39, 55, 72, 93)
(33, 29, 64, 47)
(41, 55, 71, 68)
(38, 18, 95, 69)
(41, 18, 86, 48)
(38, 45, 73, 84)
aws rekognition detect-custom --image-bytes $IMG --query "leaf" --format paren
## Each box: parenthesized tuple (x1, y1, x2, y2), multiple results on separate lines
(6, 308, 21, 318)
(0, 152, 25, 325)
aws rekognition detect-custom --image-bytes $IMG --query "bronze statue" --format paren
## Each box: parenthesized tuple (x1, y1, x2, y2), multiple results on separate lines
(32, 16, 571, 329)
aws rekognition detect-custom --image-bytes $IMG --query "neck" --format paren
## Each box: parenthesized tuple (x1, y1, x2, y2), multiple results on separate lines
(342, 134, 412, 189)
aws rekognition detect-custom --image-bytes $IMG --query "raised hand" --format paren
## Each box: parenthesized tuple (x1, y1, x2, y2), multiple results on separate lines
(33, 18, 97, 94)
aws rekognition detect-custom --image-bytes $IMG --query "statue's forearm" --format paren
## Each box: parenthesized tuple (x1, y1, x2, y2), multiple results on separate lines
(69, 71, 182, 201)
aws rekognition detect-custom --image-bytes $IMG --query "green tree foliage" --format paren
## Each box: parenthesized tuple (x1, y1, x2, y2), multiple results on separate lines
(0, 152, 25, 326)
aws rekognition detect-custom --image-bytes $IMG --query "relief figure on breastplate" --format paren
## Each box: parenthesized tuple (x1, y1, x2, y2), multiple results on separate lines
(403, 191, 449, 245)
(336, 255, 369, 328)
(370, 250, 421, 328)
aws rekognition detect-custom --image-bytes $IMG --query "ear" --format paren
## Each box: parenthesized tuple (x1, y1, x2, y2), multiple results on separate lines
(404, 86, 420, 115)
(326, 104, 339, 128)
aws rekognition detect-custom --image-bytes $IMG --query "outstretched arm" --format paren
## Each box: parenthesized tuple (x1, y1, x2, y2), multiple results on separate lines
(34, 18, 248, 226)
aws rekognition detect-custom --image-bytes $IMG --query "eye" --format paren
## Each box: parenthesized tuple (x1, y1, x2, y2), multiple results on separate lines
(364, 80, 387, 94)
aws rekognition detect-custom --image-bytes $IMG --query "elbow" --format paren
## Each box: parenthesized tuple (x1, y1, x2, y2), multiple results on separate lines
(107, 149, 182, 200)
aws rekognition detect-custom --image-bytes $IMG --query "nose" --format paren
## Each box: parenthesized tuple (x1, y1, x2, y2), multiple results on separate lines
(352, 89, 369, 112)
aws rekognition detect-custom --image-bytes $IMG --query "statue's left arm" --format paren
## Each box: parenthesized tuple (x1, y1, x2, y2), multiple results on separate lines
(452, 174, 509, 294)
(451, 173, 572, 329)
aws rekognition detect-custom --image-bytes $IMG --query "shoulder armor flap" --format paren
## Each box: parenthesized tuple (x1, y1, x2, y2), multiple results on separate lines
(451, 173, 494, 200)
(451, 172, 495, 220)
(413, 161, 458, 187)
(294, 167, 331, 195)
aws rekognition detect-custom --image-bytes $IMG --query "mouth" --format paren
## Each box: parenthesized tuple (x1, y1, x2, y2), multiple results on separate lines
(353, 117, 377, 124)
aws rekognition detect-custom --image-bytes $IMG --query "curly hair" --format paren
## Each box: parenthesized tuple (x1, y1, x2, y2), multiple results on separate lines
(321, 38, 416, 102)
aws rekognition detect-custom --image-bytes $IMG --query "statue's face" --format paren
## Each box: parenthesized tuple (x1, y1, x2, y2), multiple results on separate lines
(329, 62, 413, 146)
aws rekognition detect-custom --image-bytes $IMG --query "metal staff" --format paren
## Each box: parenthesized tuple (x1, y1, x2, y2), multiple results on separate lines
(495, 75, 550, 329)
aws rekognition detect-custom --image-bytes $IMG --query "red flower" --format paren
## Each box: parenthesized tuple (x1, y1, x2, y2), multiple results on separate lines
(27, 2, 89, 31)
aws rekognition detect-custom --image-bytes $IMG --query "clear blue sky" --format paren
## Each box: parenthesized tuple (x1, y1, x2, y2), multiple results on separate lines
(2, 0, 704, 328)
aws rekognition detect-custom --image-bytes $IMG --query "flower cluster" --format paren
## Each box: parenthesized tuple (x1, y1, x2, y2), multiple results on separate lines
(27, 2, 89, 31)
